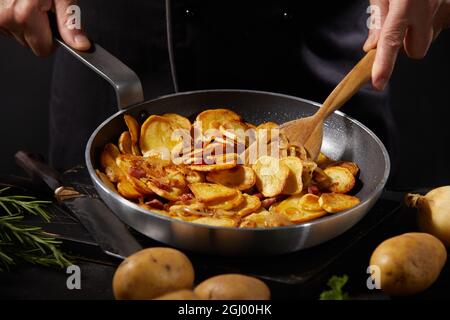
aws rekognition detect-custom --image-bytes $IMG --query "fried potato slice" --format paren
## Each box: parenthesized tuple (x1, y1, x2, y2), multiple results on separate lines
(192, 216, 238, 227)
(96, 170, 117, 193)
(272, 194, 326, 223)
(117, 180, 143, 199)
(280, 157, 303, 195)
(205, 190, 244, 210)
(163, 113, 192, 131)
(124, 115, 139, 143)
(124, 114, 141, 155)
(206, 166, 256, 190)
(140, 115, 182, 158)
(100, 143, 124, 183)
(118, 131, 133, 154)
(313, 167, 332, 190)
(195, 109, 241, 132)
(335, 161, 360, 176)
(319, 193, 360, 213)
(316, 152, 335, 169)
(188, 183, 238, 203)
(240, 208, 291, 228)
(253, 156, 289, 197)
(147, 181, 185, 201)
(234, 193, 261, 217)
(189, 153, 238, 172)
(301, 160, 318, 188)
(324, 166, 355, 193)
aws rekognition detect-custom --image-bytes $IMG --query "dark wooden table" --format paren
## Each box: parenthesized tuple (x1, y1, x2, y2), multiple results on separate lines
(0, 169, 448, 300)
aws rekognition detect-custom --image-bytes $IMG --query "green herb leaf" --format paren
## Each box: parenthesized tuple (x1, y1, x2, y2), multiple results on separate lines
(319, 275, 350, 300)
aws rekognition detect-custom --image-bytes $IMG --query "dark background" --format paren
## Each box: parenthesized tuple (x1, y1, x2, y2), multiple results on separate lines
(0, 32, 449, 189)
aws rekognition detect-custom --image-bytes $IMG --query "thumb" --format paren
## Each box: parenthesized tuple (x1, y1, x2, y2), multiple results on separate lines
(54, 0, 90, 50)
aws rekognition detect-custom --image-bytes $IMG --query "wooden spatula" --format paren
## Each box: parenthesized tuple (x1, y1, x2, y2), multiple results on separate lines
(280, 49, 377, 160)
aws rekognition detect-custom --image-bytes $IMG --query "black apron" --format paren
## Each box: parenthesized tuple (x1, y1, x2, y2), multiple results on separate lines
(49, 0, 398, 176)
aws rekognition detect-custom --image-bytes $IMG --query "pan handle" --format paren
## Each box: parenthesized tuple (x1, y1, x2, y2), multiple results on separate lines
(55, 39, 144, 110)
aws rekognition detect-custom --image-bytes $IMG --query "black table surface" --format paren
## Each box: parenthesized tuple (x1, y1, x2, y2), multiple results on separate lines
(0, 167, 448, 300)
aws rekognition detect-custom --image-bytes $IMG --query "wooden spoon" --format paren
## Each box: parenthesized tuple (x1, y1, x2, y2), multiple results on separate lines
(280, 49, 377, 160)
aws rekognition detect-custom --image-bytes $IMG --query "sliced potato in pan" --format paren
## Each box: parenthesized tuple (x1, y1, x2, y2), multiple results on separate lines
(273, 194, 326, 223)
(192, 216, 238, 227)
(117, 180, 143, 199)
(124, 114, 141, 156)
(324, 166, 355, 193)
(206, 165, 255, 191)
(195, 109, 241, 133)
(313, 167, 332, 190)
(189, 153, 238, 172)
(334, 161, 360, 176)
(234, 193, 261, 217)
(253, 156, 289, 197)
(316, 152, 335, 169)
(140, 115, 181, 159)
(241, 208, 291, 228)
(118, 131, 133, 155)
(319, 193, 360, 213)
(163, 113, 191, 131)
(100, 143, 124, 183)
(188, 183, 238, 203)
(280, 157, 303, 195)
(206, 191, 244, 210)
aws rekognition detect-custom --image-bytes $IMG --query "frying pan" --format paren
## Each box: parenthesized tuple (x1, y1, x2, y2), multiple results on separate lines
(56, 40, 390, 256)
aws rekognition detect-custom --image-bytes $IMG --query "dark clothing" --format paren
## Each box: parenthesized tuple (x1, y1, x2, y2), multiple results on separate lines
(49, 0, 398, 172)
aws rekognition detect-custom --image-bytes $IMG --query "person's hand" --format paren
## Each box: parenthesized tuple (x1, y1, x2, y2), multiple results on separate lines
(0, 0, 90, 57)
(364, 0, 450, 90)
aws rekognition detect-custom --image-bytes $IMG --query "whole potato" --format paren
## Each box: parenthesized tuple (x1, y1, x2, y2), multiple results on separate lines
(113, 247, 194, 300)
(154, 290, 199, 300)
(194, 274, 270, 300)
(370, 233, 447, 295)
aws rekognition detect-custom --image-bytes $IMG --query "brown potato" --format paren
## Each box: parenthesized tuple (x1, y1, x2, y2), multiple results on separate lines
(140, 115, 182, 158)
(206, 166, 256, 190)
(234, 193, 261, 217)
(335, 161, 359, 176)
(188, 183, 238, 203)
(253, 156, 289, 197)
(369, 233, 447, 296)
(280, 157, 303, 195)
(163, 113, 192, 131)
(192, 217, 238, 227)
(319, 193, 360, 213)
(100, 143, 124, 183)
(195, 109, 241, 132)
(241, 208, 291, 228)
(124, 114, 141, 156)
(316, 152, 335, 169)
(113, 247, 195, 300)
(301, 160, 317, 187)
(154, 290, 199, 300)
(205, 190, 244, 210)
(117, 180, 143, 199)
(273, 194, 326, 223)
(194, 274, 270, 300)
(118, 131, 133, 154)
(313, 167, 332, 190)
(324, 166, 355, 193)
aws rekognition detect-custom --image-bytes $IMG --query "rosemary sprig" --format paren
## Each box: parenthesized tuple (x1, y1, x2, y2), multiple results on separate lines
(0, 187, 52, 221)
(0, 187, 71, 271)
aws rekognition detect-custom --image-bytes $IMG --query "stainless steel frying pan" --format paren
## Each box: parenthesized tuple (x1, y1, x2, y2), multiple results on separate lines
(56, 40, 390, 256)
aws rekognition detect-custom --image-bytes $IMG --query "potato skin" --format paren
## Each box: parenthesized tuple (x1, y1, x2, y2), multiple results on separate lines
(154, 290, 199, 300)
(194, 274, 270, 300)
(370, 233, 447, 296)
(113, 247, 194, 300)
